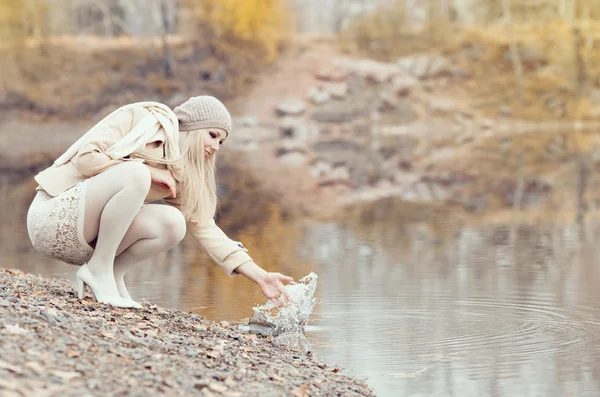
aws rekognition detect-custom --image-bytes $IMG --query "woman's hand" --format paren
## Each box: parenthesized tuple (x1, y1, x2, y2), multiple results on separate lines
(258, 272, 294, 307)
(234, 262, 294, 307)
(147, 165, 176, 198)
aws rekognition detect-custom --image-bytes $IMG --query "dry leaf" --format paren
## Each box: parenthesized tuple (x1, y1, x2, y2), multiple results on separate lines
(45, 307, 59, 317)
(101, 332, 115, 339)
(206, 352, 220, 359)
(24, 361, 44, 374)
(291, 384, 309, 397)
(52, 370, 82, 382)
(66, 349, 80, 358)
(219, 321, 229, 327)
(4, 324, 30, 335)
(0, 360, 22, 374)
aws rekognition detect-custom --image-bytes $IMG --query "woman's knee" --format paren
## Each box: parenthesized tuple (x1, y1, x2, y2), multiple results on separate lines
(117, 162, 151, 193)
(159, 206, 187, 246)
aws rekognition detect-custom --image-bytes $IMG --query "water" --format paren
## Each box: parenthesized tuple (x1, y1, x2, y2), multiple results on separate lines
(249, 272, 319, 353)
(4, 184, 600, 396)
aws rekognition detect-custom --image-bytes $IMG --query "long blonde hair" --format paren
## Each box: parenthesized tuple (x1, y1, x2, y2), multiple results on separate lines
(177, 130, 218, 224)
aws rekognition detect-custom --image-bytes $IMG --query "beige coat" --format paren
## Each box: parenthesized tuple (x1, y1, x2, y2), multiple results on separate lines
(34, 103, 253, 276)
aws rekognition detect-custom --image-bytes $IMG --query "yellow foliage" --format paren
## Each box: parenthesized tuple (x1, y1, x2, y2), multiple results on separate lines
(192, 0, 292, 63)
(0, 0, 25, 43)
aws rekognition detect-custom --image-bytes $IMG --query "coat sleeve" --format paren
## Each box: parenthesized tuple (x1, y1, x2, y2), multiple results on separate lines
(75, 108, 148, 177)
(163, 197, 253, 276)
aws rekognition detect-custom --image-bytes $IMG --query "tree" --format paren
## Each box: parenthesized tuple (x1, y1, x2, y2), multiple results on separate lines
(502, 0, 524, 104)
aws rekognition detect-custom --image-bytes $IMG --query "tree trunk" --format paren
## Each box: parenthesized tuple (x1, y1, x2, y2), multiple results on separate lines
(502, 0, 524, 103)
(577, 157, 588, 226)
(160, 0, 173, 78)
(510, 152, 525, 250)
(573, 27, 587, 98)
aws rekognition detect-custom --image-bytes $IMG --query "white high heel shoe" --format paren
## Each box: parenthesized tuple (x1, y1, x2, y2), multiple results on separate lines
(76, 264, 136, 308)
(115, 275, 143, 309)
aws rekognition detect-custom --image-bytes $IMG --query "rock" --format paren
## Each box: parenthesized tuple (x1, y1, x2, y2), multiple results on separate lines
(275, 99, 307, 117)
(312, 104, 361, 124)
(396, 55, 453, 79)
(278, 152, 309, 167)
(480, 119, 494, 129)
(276, 140, 310, 166)
(330, 166, 350, 181)
(307, 86, 330, 105)
(315, 65, 348, 82)
(338, 58, 403, 83)
(499, 106, 512, 117)
(428, 97, 456, 113)
(279, 117, 310, 141)
(326, 82, 349, 99)
(310, 161, 332, 178)
(392, 75, 419, 96)
(427, 56, 452, 77)
(236, 117, 259, 128)
(377, 98, 418, 124)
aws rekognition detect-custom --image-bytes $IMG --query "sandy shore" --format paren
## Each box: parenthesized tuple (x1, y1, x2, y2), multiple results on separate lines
(0, 268, 374, 397)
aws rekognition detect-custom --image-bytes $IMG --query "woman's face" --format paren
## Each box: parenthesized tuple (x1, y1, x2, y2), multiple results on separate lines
(201, 128, 227, 158)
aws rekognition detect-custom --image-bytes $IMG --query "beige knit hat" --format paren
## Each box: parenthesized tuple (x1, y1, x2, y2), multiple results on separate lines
(173, 96, 232, 135)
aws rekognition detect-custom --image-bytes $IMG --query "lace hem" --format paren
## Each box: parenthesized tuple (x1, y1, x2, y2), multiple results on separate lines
(27, 181, 94, 265)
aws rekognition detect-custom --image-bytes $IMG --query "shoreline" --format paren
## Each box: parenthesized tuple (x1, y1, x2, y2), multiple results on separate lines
(0, 268, 375, 397)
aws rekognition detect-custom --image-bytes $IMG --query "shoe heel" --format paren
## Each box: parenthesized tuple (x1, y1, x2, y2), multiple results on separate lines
(76, 264, 135, 308)
(76, 277, 85, 299)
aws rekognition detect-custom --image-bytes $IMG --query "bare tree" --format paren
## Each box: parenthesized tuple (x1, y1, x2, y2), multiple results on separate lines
(502, 0, 524, 104)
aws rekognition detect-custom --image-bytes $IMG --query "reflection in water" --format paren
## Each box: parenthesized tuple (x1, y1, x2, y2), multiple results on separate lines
(4, 185, 600, 396)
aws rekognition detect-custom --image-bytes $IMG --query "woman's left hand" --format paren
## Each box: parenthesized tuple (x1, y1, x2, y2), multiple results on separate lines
(258, 272, 294, 307)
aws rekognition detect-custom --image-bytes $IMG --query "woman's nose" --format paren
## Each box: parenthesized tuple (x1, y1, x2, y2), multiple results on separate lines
(212, 142, 220, 151)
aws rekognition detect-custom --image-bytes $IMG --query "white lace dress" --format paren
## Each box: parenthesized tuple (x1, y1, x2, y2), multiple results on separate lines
(27, 180, 94, 265)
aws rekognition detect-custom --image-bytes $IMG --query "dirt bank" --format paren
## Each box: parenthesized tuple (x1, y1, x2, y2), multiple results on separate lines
(0, 268, 374, 397)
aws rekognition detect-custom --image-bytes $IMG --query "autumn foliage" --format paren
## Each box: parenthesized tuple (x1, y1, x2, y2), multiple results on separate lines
(187, 0, 293, 63)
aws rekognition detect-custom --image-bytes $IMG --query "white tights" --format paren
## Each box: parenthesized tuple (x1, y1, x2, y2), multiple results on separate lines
(82, 162, 186, 299)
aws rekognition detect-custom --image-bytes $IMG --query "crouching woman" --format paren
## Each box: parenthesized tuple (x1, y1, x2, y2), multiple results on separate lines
(26, 96, 293, 309)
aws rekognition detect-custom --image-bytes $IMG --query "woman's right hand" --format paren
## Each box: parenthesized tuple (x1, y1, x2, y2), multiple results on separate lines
(147, 165, 177, 198)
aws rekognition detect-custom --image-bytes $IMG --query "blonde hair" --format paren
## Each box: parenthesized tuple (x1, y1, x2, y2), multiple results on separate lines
(132, 128, 218, 224)
(177, 130, 218, 224)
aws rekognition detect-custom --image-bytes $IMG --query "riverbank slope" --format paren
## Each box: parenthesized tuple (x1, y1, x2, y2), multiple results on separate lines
(0, 268, 374, 397)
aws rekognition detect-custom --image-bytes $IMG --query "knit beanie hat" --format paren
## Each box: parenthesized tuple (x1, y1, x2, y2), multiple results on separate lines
(173, 96, 232, 135)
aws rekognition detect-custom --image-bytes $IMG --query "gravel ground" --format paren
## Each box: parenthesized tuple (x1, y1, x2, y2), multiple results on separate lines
(0, 268, 375, 397)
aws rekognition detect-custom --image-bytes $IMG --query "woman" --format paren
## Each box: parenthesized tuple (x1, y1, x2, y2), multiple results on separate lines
(26, 96, 293, 309)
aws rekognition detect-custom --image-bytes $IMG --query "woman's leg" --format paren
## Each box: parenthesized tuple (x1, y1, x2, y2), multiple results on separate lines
(81, 162, 151, 297)
(112, 204, 187, 300)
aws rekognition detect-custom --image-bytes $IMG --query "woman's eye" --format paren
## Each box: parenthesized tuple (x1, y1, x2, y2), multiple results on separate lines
(210, 132, 217, 139)
(219, 141, 224, 145)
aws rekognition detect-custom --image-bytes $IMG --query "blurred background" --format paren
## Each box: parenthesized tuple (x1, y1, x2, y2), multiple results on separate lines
(5, 1, 600, 396)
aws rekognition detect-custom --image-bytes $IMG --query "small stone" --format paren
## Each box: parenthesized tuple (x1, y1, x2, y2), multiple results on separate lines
(307, 86, 330, 105)
(275, 98, 307, 117)
(326, 82, 348, 99)
(278, 152, 308, 167)
(315, 65, 348, 82)
(208, 383, 228, 393)
(392, 75, 419, 96)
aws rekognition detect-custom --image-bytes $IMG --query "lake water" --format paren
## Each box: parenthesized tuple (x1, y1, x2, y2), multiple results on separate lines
(4, 184, 600, 397)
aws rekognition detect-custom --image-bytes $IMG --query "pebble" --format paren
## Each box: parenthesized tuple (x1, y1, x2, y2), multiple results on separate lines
(0, 269, 375, 396)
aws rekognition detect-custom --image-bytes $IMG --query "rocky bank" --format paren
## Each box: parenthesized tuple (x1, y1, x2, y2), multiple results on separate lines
(4, 44, 600, 218)
(0, 268, 374, 397)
